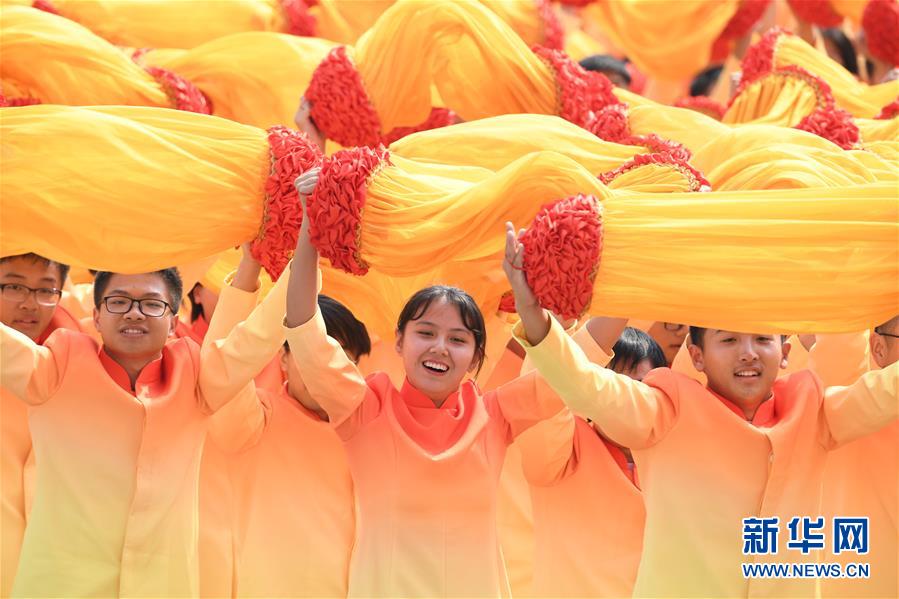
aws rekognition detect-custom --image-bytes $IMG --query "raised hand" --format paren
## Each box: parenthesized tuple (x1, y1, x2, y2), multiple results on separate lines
(503, 221, 550, 345)
(294, 96, 326, 152)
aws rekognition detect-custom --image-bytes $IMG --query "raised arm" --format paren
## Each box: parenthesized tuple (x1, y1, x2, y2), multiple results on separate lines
(823, 361, 897, 447)
(504, 223, 676, 449)
(0, 324, 62, 406)
(284, 169, 372, 432)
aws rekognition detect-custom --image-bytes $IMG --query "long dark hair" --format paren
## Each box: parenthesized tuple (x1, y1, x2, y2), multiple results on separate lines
(396, 285, 487, 373)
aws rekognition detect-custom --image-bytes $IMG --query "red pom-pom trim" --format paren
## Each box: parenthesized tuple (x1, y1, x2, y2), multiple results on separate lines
(741, 27, 790, 82)
(251, 127, 324, 279)
(535, 0, 564, 51)
(381, 107, 457, 145)
(279, 0, 317, 37)
(711, 0, 771, 62)
(520, 194, 604, 321)
(144, 66, 212, 114)
(584, 102, 631, 142)
(0, 92, 41, 107)
(626, 133, 693, 161)
(498, 291, 517, 314)
(534, 45, 621, 129)
(876, 98, 899, 119)
(674, 96, 727, 120)
(556, 0, 595, 6)
(862, 0, 899, 66)
(788, 0, 843, 27)
(32, 0, 59, 14)
(305, 46, 383, 148)
(599, 152, 711, 191)
(307, 145, 390, 275)
(795, 105, 860, 149)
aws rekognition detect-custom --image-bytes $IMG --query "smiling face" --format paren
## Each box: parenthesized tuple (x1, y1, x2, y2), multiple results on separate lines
(688, 329, 790, 418)
(0, 256, 64, 341)
(93, 273, 177, 362)
(395, 297, 482, 406)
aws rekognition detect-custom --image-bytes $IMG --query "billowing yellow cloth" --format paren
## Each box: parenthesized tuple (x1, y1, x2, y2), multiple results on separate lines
(0, 6, 170, 107)
(137, 33, 337, 128)
(309, 147, 898, 333)
(761, 30, 899, 118)
(312, 0, 395, 44)
(1, 0, 300, 48)
(692, 125, 898, 190)
(481, 0, 559, 48)
(723, 71, 821, 126)
(582, 0, 739, 81)
(626, 103, 730, 154)
(0, 105, 320, 276)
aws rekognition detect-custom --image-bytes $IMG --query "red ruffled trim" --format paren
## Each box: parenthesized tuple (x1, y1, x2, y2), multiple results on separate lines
(32, 0, 59, 14)
(788, 0, 843, 27)
(584, 102, 631, 142)
(862, 0, 899, 66)
(520, 194, 604, 321)
(795, 105, 860, 149)
(498, 290, 517, 314)
(0, 93, 41, 107)
(279, 0, 317, 37)
(876, 98, 899, 119)
(305, 46, 382, 148)
(556, 0, 595, 6)
(533, 45, 621, 129)
(535, 0, 564, 51)
(381, 107, 457, 145)
(711, 0, 771, 61)
(741, 27, 791, 82)
(130, 47, 152, 64)
(251, 127, 324, 279)
(624, 133, 693, 161)
(307, 145, 390, 275)
(674, 96, 727, 120)
(599, 152, 711, 191)
(144, 66, 212, 114)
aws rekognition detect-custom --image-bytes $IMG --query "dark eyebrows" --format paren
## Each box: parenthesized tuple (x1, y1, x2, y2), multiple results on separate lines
(413, 321, 473, 335)
(107, 289, 165, 299)
(1, 273, 25, 280)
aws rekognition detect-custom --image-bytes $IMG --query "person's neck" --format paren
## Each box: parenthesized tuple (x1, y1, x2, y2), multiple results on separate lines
(105, 349, 161, 390)
(287, 381, 329, 422)
(728, 392, 773, 421)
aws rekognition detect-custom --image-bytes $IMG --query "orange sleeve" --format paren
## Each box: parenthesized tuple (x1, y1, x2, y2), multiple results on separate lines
(0, 324, 64, 406)
(807, 332, 870, 387)
(823, 362, 898, 447)
(515, 408, 578, 487)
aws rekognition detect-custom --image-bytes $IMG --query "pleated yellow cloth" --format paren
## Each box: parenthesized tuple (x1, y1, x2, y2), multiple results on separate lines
(2, 0, 311, 48)
(137, 32, 337, 128)
(311, 0, 395, 44)
(691, 125, 898, 190)
(481, 0, 562, 49)
(0, 105, 321, 278)
(742, 29, 899, 118)
(0, 6, 175, 109)
(582, 0, 739, 81)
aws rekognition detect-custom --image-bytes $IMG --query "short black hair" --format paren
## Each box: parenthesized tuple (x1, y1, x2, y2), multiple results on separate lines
(396, 285, 487, 373)
(0, 253, 70, 286)
(93, 268, 183, 314)
(821, 28, 859, 75)
(689, 64, 724, 97)
(188, 283, 205, 323)
(283, 294, 372, 360)
(689, 327, 788, 348)
(579, 54, 632, 86)
(607, 327, 667, 374)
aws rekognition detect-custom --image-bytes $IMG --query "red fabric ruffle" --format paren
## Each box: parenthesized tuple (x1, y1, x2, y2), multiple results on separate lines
(862, 0, 899, 66)
(381, 107, 457, 145)
(305, 46, 383, 148)
(130, 47, 152, 64)
(674, 95, 727, 120)
(711, 0, 771, 62)
(875, 98, 899, 119)
(307, 145, 390, 275)
(624, 133, 693, 162)
(533, 45, 621, 129)
(498, 291, 517, 314)
(787, 0, 843, 27)
(584, 102, 631, 143)
(144, 66, 212, 114)
(520, 194, 604, 321)
(0, 93, 41, 107)
(795, 104, 860, 149)
(556, 0, 595, 6)
(251, 127, 324, 279)
(32, 0, 59, 15)
(535, 0, 565, 51)
(598, 152, 711, 191)
(740, 27, 789, 82)
(279, 0, 317, 36)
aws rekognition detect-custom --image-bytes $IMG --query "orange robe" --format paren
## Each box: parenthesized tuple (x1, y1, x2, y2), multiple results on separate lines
(515, 317, 898, 597)
(0, 322, 262, 596)
(0, 307, 80, 596)
(285, 309, 564, 597)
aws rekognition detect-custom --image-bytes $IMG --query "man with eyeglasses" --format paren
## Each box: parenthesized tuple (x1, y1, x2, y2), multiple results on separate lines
(0, 252, 80, 598)
(0, 267, 265, 597)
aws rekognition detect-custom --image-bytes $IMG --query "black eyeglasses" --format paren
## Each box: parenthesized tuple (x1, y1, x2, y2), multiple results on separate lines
(102, 296, 172, 318)
(874, 328, 899, 340)
(0, 283, 62, 306)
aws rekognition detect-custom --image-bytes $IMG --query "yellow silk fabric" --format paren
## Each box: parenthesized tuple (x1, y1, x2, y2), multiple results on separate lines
(0, 106, 267, 272)
(352, 0, 557, 132)
(771, 34, 899, 118)
(481, 0, 552, 47)
(692, 125, 898, 190)
(0, 6, 169, 107)
(1, 0, 294, 48)
(583, 0, 738, 81)
(723, 72, 821, 126)
(603, 164, 704, 193)
(312, 0, 395, 44)
(139, 33, 337, 128)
